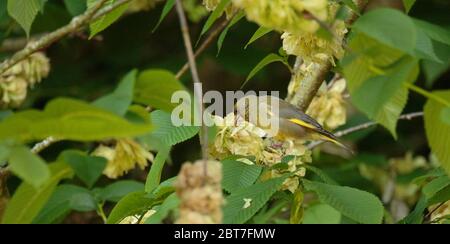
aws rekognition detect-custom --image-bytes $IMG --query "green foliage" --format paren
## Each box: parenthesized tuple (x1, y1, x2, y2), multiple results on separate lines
(424, 91, 450, 175)
(303, 203, 341, 224)
(223, 176, 287, 224)
(221, 159, 262, 193)
(217, 11, 245, 55)
(303, 180, 384, 224)
(402, 0, 416, 13)
(245, 26, 272, 49)
(8, 145, 50, 188)
(0, 98, 152, 142)
(153, 0, 176, 32)
(88, 0, 130, 38)
(33, 185, 97, 224)
(60, 150, 107, 189)
(2, 162, 74, 224)
(242, 53, 290, 88)
(7, 0, 42, 36)
(200, 0, 231, 38)
(106, 191, 154, 224)
(289, 189, 304, 224)
(133, 69, 186, 112)
(63, 0, 86, 16)
(93, 70, 137, 116)
(96, 180, 145, 202)
(144, 193, 179, 224)
(145, 146, 171, 193)
(150, 110, 199, 146)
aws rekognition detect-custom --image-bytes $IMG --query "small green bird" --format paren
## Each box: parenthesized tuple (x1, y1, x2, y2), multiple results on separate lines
(235, 95, 351, 151)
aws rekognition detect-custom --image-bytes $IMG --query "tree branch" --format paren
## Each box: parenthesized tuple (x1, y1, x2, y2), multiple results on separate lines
(307, 112, 424, 149)
(286, 0, 368, 111)
(0, 0, 117, 76)
(174, 0, 209, 164)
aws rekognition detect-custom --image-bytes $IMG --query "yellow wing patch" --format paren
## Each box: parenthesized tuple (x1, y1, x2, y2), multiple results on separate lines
(288, 118, 316, 129)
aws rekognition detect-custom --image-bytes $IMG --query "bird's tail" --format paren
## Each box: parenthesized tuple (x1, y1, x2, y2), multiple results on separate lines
(317, 129, 354, 154)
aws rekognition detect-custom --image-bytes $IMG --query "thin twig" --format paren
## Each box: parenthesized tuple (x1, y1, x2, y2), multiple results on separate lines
(307, 112, 424, 149)
(174, 0, 209, 172)
(0, 0, 113, 76)
(175, 17, 231, 80)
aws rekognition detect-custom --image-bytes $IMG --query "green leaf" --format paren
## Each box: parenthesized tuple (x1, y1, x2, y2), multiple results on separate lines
(304, 165, 339, 185)
(8, 145, 50, 188)
(7, 0, 41, 36)
(93, 70, 137, 116)
(0, 143, 11, 165)
(0, 1, 7, 20)
(343, 34, 415, 138)
(303, 203, 341, 224)
(242, 53, 289, 88)
(150, 110, 199, 146)
(88, 0, 130, 38)
(414, 28, 443, 63)
(145, 146, 171, 193)
(399, 194, 427, 224)
(63, 0, 86, 16)
(221, 159, 262, 193)
(107, 191, 154, 224)
(424, 91, 450, 175)
(353, 8, 417, 54)
(402, 0, 416, 13)
(442, 108, 450, 125)
(423, 175, 450, 199)
(303, 180, 384, 224)
(144, 193, 179, 224)
(217, 10, 245, 55)
(97, 180, 145, 202)
(414, 19, 450, 46)
(133, 69, 186, 112)
(60, 150, 107, 188)
(0, 98, 152, 142)
(199, 0, 231, 38)
(1, 162, 74, 224)
(152, 0, 176, 32)
(290, 189, 304, 224)
(245, 26, 272, 49)
(33, 184, 97, 224)
(351, 57, 419, 122)
(223, 176, 286, 224)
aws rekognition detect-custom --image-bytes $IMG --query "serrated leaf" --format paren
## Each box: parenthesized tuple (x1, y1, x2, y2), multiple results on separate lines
(402, 0, 416, 13)
(223, 176, 286, 224)
(245, 26, 272, 49)
(7, 0, 41, 36)
(217, 10, 245, 55)
(97, 180, 144, 202)
(303, 203, 341, 224)
(150, 110, 199, 146)
(144, 193, 179, 224)
(343, 34, 415, 138)
(1, 162, 73, 224)
(304, 165, 338, 185)
(303, 180, 384, 224)
(221, 159, 262, 193)
(60, 150, 107, 188)
(199, 0, 231, 38)
(88, 0, 130, 38)
(8, 145, 50, 188)
(133, 69, 186, 112)
(353, 8, 417, 54)
(242, 53, 288, 88)
(424, 91, 450, 175)
(145, 146, 170, 193)
(0, 98, 152, 143)
(93, 69, 137, 116)
(33, 184, 97, 224)
(152, 0, 176, 32)
(107, 191, 154, 224)
(63, 0, 86, 16)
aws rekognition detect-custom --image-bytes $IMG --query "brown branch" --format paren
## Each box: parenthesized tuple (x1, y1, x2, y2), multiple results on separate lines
(307, 112, 424, 150)
(286, 0, 369, 111)
(175, 17, 231, 80)
(0, 0, 119, 76)
(174, 0, 208, 164)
